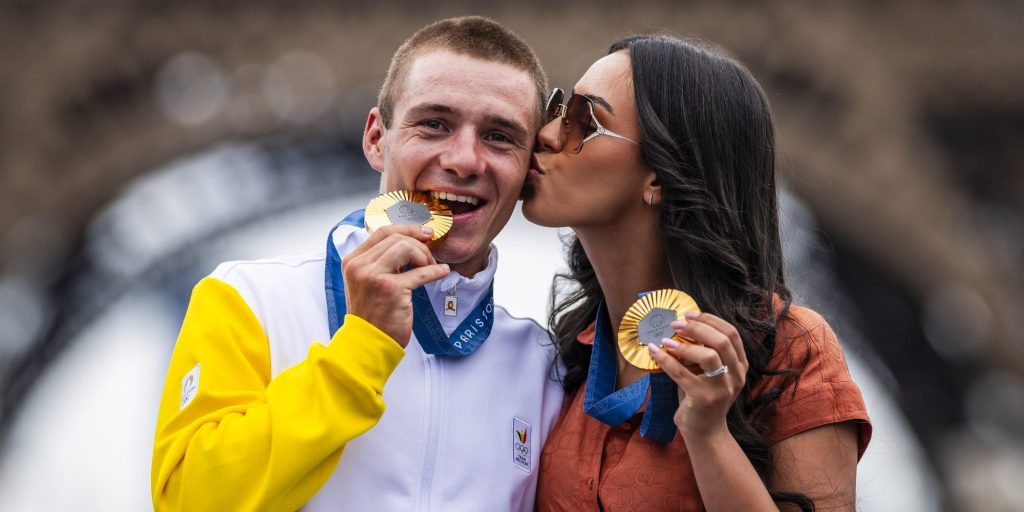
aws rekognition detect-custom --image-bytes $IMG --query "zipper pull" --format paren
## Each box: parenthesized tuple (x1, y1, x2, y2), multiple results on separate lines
(443, 283, 457, 317)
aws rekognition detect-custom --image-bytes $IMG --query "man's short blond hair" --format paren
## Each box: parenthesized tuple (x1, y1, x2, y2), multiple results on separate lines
(378, 16, 547, 128)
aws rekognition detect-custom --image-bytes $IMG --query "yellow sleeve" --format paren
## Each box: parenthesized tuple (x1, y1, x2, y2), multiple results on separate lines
(151, 277, 404, 512)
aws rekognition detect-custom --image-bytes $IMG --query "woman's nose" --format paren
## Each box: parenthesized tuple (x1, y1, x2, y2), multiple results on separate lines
(535, 117, 563, 153)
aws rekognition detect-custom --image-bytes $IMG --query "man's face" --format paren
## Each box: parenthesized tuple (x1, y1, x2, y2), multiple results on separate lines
(363, 50, 538, 276)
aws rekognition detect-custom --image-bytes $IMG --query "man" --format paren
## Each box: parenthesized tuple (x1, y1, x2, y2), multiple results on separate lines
(151, 17, 563, 511)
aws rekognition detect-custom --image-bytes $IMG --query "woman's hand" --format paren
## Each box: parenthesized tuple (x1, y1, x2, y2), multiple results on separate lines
(647, 311, 748, 439)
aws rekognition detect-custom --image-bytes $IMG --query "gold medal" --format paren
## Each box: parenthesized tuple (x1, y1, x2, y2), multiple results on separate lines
(617, 289, 701, 372)
(364, 190, 453, 243)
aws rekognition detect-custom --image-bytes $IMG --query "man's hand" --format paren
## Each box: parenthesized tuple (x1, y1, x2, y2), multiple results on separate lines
(341, 224, 450, 346)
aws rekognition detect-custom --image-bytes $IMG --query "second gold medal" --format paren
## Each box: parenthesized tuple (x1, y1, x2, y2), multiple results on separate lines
(617, 289, 701, 372)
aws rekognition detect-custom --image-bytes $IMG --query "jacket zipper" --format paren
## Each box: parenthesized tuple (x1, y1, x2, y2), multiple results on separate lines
(420, 354, 443, 510)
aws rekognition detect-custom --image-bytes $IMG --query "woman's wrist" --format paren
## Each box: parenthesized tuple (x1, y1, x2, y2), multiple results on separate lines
(677, 417, 732, 446)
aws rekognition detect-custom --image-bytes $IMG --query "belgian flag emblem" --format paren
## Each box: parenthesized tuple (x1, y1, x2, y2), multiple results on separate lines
(516, 428, 527, 444)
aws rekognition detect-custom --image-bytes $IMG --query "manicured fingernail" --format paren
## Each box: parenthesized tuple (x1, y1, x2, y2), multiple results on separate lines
(647, 343, 661, 354)
(684, 312, 700, 320)
(662, 338, 681, 349)
(421, 226, 434, 235)
(671, 320, 687, 329)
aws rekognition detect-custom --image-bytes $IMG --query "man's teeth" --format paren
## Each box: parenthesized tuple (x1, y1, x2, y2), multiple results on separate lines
(430, 191, 479, 206)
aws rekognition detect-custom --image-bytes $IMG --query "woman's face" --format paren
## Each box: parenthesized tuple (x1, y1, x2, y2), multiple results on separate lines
(523, 51, 652, 229)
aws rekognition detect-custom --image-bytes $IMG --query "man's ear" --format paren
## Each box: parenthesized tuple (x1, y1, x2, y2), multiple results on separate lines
(363, 107, 386, 173)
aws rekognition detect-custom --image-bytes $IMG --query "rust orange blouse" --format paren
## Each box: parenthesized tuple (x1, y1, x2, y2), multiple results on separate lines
(536, 305, 872, 512)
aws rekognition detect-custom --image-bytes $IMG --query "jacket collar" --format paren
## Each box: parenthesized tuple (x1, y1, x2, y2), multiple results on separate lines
(423, 246, 498, 332)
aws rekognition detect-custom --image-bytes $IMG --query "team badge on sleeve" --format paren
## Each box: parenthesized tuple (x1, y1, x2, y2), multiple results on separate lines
(181, 363, 200, 409)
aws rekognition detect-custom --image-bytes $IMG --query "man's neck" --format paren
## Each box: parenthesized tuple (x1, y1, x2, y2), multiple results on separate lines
(446, 251, 489, 280)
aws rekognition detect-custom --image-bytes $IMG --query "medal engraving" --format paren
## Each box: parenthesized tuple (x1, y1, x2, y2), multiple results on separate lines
(386, 200, 432, 225)
(637, 308, 677, 346)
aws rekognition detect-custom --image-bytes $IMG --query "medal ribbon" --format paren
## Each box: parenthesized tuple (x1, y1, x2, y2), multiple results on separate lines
(582, 296, 678, 443)
(324, 209, 494, 356)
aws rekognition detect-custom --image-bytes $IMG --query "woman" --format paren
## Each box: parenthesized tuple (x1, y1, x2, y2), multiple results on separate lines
(523, 35, 872, 511)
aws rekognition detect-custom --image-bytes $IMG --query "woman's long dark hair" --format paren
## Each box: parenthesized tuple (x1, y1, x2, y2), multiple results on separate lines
(549, 35, 813, 510)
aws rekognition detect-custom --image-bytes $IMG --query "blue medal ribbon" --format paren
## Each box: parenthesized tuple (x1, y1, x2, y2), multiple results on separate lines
(324, 209, 493, 356)
(583, 297, 678, 443)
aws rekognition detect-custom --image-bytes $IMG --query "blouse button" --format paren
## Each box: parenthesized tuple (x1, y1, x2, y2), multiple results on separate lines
(587, 478, 595, 490)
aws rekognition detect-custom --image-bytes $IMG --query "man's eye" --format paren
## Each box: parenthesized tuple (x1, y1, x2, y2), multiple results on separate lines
(421, 119, 446, 131)
(486, 132, 514, 145)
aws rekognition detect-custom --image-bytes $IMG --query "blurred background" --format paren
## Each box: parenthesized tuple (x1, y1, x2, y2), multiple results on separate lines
(0, 1, 1022, 510)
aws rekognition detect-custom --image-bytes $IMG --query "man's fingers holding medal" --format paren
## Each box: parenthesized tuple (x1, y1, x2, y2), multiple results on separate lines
(342, 223, 450, 346)
(354, 224, 437, 264)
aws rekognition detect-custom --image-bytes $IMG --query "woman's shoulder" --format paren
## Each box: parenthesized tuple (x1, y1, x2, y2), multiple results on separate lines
(776, 302, 828, 335)
(769, 303, 852, 381)
(762, 302, 873, 455)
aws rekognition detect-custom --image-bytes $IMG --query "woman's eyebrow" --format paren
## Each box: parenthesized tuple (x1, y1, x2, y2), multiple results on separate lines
(574, 91, 616, 115)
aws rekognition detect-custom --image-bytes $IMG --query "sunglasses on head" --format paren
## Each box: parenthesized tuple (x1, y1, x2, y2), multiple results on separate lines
(544, 87, 640, 154)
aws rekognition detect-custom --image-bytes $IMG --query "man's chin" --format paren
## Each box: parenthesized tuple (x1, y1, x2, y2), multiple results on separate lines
(432, 239, 489, 275)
